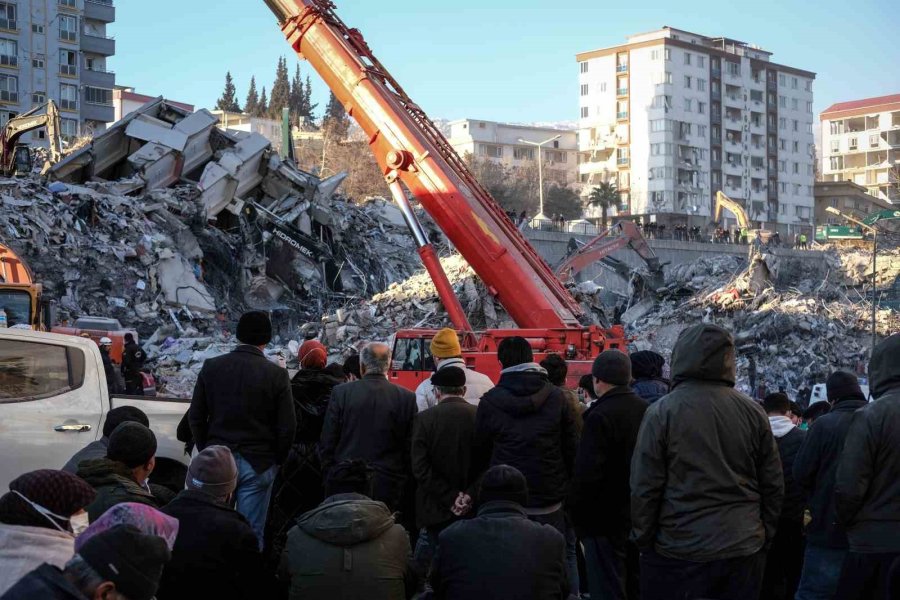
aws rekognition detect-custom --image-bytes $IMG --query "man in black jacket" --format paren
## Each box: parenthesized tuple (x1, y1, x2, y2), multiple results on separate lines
(834, 334, 900, 600)
(431, 465, 568, 600)
(630, 324, 783, 600)
(158, 446, 270, 600)
(470, 337, 578, 539)
(569, 350, 647, 600)
(793, 371, 868, 600)
(319, 342, 417, 512)
(189, 310, 296, 548)
(121, 333, 146, 395)
(761, 392, 806, 600)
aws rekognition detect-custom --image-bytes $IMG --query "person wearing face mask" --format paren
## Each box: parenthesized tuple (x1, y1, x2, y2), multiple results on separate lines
(0, 470, 96, 595)
(77, 422, 159, 522)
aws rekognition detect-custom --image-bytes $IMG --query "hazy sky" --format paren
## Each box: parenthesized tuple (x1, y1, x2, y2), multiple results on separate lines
(113, 0, 899, 125)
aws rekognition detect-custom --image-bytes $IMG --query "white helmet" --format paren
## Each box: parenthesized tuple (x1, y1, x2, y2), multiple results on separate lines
(99, 337, 113, 346)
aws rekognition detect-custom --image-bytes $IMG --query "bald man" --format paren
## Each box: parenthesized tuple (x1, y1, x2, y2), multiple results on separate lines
(319, 342, 417, 511)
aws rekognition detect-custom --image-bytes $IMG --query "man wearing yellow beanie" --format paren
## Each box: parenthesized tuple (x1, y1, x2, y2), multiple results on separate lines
(416, 328, 494, 412)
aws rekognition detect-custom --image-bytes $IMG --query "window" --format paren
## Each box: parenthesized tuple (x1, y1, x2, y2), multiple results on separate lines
(830, 139, 839, 153)
(779, 117, 786, 130)
(665, 72, 672, 84)
(391, 338, 427, 372)
(0, 38, 14, 66)
(792, 119, 799, 132)
(684, 75, 692, 89)
(805, 80, 812, 92)
(0, 73, 16, 102)
(580, 84, 588, 96)
(793, 162, 799, 174)
(0, 339, 82, 402)
(60, 118, 78, 139)
(31, 23, 43, 34)
(60, 83, 78, 110)
(792, 77, 798, 90)
(698, 102, 706, 114)
(59, 15, 77, 42)
(0, 109, 14, 125)
(580, 106, 589, 118)
(651, 49, 661, 60)
(869, 133, 880, 147)
(806, 122, 813, 134)
(780, 182, 788, 193)
(779, 138, 787, 150)
(778, 160, 786, 172)
(478, 144, 502, 159)
(791, 141, 798, 153)
(513, 147, 534, 161)
(726, 61, 740, 76)
(849, 136, 858, 150)
(58, 0, 77, 7)
(790, 98, 798, 111)
(697, 78, 706, 91)
(579, 61, 588, 74)
(651, 95, 671, 109)
(32, 53, 44, 69)
(664, 48, 671, 61)
(779, 74, 786, 86)
(807, 165, 814, 176)
(779, 95, 787, 108)
(684, 52, 692, 65)
(650, 143, 672, 156)
(599, 82, 607, 93)
(31, 91, 44, 104)
(698, 125, 708, 137)
(684, 98, 692, 112)
(698, 56, 706, 68)
(0, 2, 16, 30)
(650, 119, 669, 132)
(546, 150, 566, 163)
(59, 49, 77, 76)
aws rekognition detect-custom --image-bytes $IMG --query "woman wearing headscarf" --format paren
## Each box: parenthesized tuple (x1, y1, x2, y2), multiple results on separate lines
(76, 502, 179, 553)
(0, 469, 96, 594)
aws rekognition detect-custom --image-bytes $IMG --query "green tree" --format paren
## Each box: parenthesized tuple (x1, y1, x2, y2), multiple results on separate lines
(290, 64, 304, 119)
(244, 76, 259, 116)
(258, 86, 269, 117)
(269, 57, 291, 119)
(322, 91, 350, 140)
(545, 185, 582, 220)
(588, 182, 619, 227)
(215, 71, 241, 112)
(303, 75, 317, 120)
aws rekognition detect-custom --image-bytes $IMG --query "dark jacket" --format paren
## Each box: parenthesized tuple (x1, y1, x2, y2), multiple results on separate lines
(279, 494, 414, 600)
(772, 423, 806, 523)
(793, 397, 867, 548)
(631, 378, 669, 404)
(835, 334, 900, 553)
(319, 374, 417, 509)
(121, 341, 145, 376)
(77, 458, 158, 522)
(100, 349, 123, 394)
(471, 365, 578, 509)
(291, 368, 344, 447)
(157, 490, 267, 600)
(61, 438, 109, 474)
(189, 345, 296, 472)
(0, 564, 88, 600)
(431, 501, 568, 600)
(630, 325, 784, 562)
(569, 386, 648, 539)
(411, 397, 478, 529)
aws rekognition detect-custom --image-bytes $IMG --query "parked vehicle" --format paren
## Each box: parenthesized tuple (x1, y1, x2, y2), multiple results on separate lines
(51, 316, 137, 365)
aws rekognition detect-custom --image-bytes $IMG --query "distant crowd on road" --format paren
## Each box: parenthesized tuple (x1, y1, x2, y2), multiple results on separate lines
(1, 309, 898, 600)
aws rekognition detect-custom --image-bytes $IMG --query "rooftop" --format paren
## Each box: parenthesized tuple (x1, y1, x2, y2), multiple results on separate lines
(822, 93, 900, 117)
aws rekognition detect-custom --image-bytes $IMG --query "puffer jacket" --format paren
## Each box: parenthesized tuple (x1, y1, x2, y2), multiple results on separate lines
(279, 494, 414, 600)
(630, 324, 784, 562)
(835, 334, 900, 553)
(470, 364, 578, 509)
(76, 458, 158, 522)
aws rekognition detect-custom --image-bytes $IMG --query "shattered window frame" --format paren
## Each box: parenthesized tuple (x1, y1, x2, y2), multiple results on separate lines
(0, 3, 16, 31)
(0, 73, 17, 103)
(60, 117, 78, 140)
(0, 109, 16, 126)
(58, 14, 77, 42)
(59, 49, 77, 76)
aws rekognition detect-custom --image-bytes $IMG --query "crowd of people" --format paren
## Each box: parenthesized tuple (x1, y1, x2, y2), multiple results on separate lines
(1, 308, 898, 600)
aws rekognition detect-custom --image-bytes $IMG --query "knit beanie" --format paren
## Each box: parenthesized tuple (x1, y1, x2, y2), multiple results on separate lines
(236, 310, 272, 346)
(431, 366, 466, 388)
(478, 465, 528, 507)
(108, 422, 157, 469)
(186, 446, 238, 498)
(78, 524, 171, 600)
(591, 350, 632, 386)
(430, 328, 461, 359)
(826, 371, 864, 402)
(299, 340, 328, 370)
(0, 469, 95, 530)
(630, 350, 665, 379)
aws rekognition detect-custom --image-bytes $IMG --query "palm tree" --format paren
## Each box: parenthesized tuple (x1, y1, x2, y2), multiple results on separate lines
(588, 182, 619, 228)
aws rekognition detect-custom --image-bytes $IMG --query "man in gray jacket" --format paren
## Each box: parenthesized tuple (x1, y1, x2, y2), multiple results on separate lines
(630, 324, 784, 600)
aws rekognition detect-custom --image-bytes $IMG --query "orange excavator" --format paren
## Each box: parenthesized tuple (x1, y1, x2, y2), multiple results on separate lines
(0, 243, 52, 329)
(263, 0, 627, 389)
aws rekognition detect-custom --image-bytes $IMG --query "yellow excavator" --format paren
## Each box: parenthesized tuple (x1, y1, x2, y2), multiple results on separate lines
(712, 191, 773, 291)
(0, 100, 63, 177)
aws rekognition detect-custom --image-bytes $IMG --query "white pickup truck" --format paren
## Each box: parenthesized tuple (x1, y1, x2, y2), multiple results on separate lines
(0, 328, 190, 491)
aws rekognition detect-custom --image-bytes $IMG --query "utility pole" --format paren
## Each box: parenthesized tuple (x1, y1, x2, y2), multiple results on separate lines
(518, 134, 562, 220)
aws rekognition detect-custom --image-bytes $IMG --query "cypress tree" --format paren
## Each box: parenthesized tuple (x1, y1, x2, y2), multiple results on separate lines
(215, 71, 242, 112)
(244, 76, 259, 116)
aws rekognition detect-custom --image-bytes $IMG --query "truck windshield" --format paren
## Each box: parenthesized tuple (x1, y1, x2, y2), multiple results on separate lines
(0, 290, 32, 327)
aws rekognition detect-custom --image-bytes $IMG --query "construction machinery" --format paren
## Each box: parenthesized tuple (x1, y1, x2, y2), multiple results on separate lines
(712, 190, 773, 244)
(0, 101, 63, 177)
(263, 0, 627, 388)
(816, 209, 900, 244)
(0, 242, 53, 329)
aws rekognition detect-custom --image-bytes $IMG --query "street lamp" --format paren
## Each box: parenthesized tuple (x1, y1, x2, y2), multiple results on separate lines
(518, 135, 562, 220)
(826, 206, 879, 351)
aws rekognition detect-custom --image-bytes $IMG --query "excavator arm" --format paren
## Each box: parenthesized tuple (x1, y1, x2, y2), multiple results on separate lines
(0, 101, 63, 176)
(712, 191, 750, 229)
(556, 221, 664, 289)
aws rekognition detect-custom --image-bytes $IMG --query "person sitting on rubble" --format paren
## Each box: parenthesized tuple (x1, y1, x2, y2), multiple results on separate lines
(62, 406, 150, 475)
(122, 333, 147, 395)
(629, 350, 669, 405)
(415, 328, 494, 412)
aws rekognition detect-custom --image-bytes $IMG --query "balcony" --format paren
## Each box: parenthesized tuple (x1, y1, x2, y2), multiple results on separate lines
(82, 67, 115, 88)
(616, 64, 628, 73)
(616, 111, 628, 121)
(84, 0, 115, 23)
(81, 101, 114, 123)
(81, 33, 115, 56)
(616, 88, 628, 97)
(617, 157, 630, 166)
(711, 67, 721, 78)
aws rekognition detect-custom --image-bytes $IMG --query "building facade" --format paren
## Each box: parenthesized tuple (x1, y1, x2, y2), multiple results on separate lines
(820, 94, 900, 205)
(814, 180, 893, 226)
(0, 0, 116, 142)
(577, 27, 816, 234)
(210, 109, 284, 154)
(447, 118, 578, 185)
(112, 86, 194, 123)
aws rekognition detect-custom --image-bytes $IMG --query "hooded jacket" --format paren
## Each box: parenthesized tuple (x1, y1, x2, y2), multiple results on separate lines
(290, 367, 345, 447)
(0, 525, 75, 596)
(470, 364, 578, 509)
(630, 325, 784, 562)
(279, 494, 413, 600)
(76, 458, 158, 522)
(835, 334, 900, 553)
(631, 378, 670, 404)
(768, 416, 806, 523)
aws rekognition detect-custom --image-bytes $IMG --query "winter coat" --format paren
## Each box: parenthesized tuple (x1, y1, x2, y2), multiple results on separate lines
(121, 341, 146, 377)
(290, 368, 344, 447)
(100, 349, 123, 394)
(319, 375, 417, 509)
(411, 397, 477, 529)
(768, 417, 806, 523)
(61, 438, 109, 474)
(631, 378, 669, 404)
(431, 500, 568, 600)
(569, 386, 648, 539)
(470, 364, 578, 509)
(0, 524, 74, 596)
(415, 358, 494, 411)
(835, 334, 900, 553)
(76, 458, 158, 522)
(0, 564, 88, 600)
(189, 345, 296, 473)
(630, 325, 784, 562)
(157, 490, 267, 600)
(793, 396, 867, 548)
(279, 494, 414, 600)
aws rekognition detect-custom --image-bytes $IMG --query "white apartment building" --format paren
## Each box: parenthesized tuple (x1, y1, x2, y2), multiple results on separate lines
(820, 94, 900, 204)
(577, 27, 816, 234)
(447, 118, 578, 185)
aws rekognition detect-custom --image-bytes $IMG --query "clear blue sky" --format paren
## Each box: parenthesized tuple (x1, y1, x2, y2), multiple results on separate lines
(113, 0, 899, 125)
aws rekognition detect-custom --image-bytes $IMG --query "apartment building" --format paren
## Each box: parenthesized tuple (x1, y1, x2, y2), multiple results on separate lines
(820, 94, 900, 204)
(112, 86, 194, 123)
(577, 27, 816, 234)
(447, 118, 578, 185)
(0, 0, 115, 143)
(814, 180, 893, 226)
